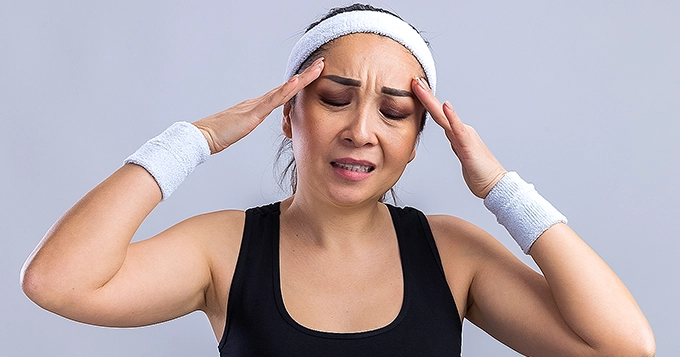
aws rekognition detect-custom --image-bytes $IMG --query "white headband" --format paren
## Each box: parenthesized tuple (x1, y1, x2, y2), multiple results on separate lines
(285, 10, 437, 93)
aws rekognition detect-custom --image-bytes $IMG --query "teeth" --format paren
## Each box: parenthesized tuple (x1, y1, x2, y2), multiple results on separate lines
(335, 162, 373, 172)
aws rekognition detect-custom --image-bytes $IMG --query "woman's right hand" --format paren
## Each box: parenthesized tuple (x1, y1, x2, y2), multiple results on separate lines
(194, 57, 325, 154)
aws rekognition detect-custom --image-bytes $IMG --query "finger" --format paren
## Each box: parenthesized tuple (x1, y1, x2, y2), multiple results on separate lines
(442, 101, 467, 137)
(253, 58, 325, 118)
(411, 77, 451, 132)
(278, 57, 325, 104)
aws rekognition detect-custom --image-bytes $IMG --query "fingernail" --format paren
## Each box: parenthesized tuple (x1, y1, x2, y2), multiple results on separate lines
(443, 101, 453, 110)
(288, 74, 299, 83)
(421, 78, 431, 91)
(313, 57, 325, 68)
(415, 76, 429, 91)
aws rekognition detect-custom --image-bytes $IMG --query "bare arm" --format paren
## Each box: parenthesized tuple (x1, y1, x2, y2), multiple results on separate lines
(460, 222, 653, 356)
(414, 77, 655, 356)
(21, 164, 218, 326)
(21, 58, 325, 329)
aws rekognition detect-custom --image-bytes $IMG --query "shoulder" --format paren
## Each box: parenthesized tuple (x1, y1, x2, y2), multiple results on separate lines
(181, 209, 246, 234)
(424, 214, 517, 319)
(183, 208, 246, 257)
(169, 209, 246, 284)
(172, 209, 247, 322)
(426, 214, 479, 238)
(425, 214, 510, 260)
(170, 209, 246, 250)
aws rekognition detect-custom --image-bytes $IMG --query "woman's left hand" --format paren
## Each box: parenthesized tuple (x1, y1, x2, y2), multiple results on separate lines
(411, 77, 506, 199)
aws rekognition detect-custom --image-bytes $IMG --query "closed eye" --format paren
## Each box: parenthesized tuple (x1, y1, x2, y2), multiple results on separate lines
(381, 111, 408, 120)
(380, 109, 409, 120)
(321, 98, 350, 107)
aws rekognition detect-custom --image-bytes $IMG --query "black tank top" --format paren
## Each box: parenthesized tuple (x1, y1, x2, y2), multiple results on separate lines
(218, 202, 462, 356)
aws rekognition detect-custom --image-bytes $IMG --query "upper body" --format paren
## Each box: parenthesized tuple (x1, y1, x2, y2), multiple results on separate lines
(217, 201, 463, 356)
(20, 4, 655, 356)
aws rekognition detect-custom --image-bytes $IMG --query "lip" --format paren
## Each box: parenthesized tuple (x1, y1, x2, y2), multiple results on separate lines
(330, 157, 376, 181)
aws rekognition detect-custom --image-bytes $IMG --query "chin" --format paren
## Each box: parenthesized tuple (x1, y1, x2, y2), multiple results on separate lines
(324, 187, 385, 207)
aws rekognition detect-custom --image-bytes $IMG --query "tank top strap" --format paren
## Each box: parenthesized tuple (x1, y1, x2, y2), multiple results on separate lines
(218, 202, 280, 351)
(385, 204, 462, 327)
(385, 204, 448, 281)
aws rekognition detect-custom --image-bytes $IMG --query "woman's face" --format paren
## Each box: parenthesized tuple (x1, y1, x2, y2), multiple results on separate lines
(283, 33, 426, 206)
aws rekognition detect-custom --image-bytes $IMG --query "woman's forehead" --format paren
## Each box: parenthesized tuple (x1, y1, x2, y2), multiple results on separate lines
(321, 34, 425, 80)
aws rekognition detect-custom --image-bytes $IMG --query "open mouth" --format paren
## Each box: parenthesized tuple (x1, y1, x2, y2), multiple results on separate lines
(331, 162, 375, 173)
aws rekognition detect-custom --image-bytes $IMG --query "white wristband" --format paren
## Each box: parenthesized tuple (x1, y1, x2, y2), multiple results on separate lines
(124, 122, 210, 200)
(484, 172, 567, 254)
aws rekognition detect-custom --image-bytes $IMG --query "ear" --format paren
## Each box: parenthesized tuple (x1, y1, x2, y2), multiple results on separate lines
(282, 102, 293, 138)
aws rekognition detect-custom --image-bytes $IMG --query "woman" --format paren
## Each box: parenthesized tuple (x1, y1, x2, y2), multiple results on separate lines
(21, 4, 654, 356)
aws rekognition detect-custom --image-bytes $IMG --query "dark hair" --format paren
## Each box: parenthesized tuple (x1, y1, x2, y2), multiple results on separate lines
(306, 4, 410, 32)
(276, 3, 430, 203)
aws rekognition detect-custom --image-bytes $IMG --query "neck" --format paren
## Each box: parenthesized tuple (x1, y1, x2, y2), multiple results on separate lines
(280, 193, 392, 250)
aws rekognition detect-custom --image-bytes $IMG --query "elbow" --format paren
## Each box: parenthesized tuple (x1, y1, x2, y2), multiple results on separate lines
(21, 241, 54, 308)
(616, 341, 656, 357)
(632, 333, 656, 357)
(20, 257, 71, 313)
(622, 320, 656, 357)
(594, 327, 656, 357)
(20, 259, 51, 309)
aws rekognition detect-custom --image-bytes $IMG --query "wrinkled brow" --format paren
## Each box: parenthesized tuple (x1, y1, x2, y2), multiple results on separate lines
(321, 75, 413, 98)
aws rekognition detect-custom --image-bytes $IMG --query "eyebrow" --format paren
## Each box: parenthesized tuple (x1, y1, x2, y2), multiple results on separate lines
(321, 75, 414, 98)
(380, 87, 413, 98)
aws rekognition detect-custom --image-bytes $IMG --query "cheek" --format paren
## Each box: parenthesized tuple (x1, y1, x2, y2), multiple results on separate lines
(288, 105, 336, 160)
(290, 107, 324, 142)
(381, 128, 418, 164)
(291, 93, 345, 139)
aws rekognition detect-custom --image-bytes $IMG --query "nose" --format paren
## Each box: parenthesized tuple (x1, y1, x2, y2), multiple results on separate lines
(341, 105, 378, 147)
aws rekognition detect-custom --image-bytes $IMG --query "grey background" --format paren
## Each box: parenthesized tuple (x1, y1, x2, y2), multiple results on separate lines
(2, 1, 678, 356)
